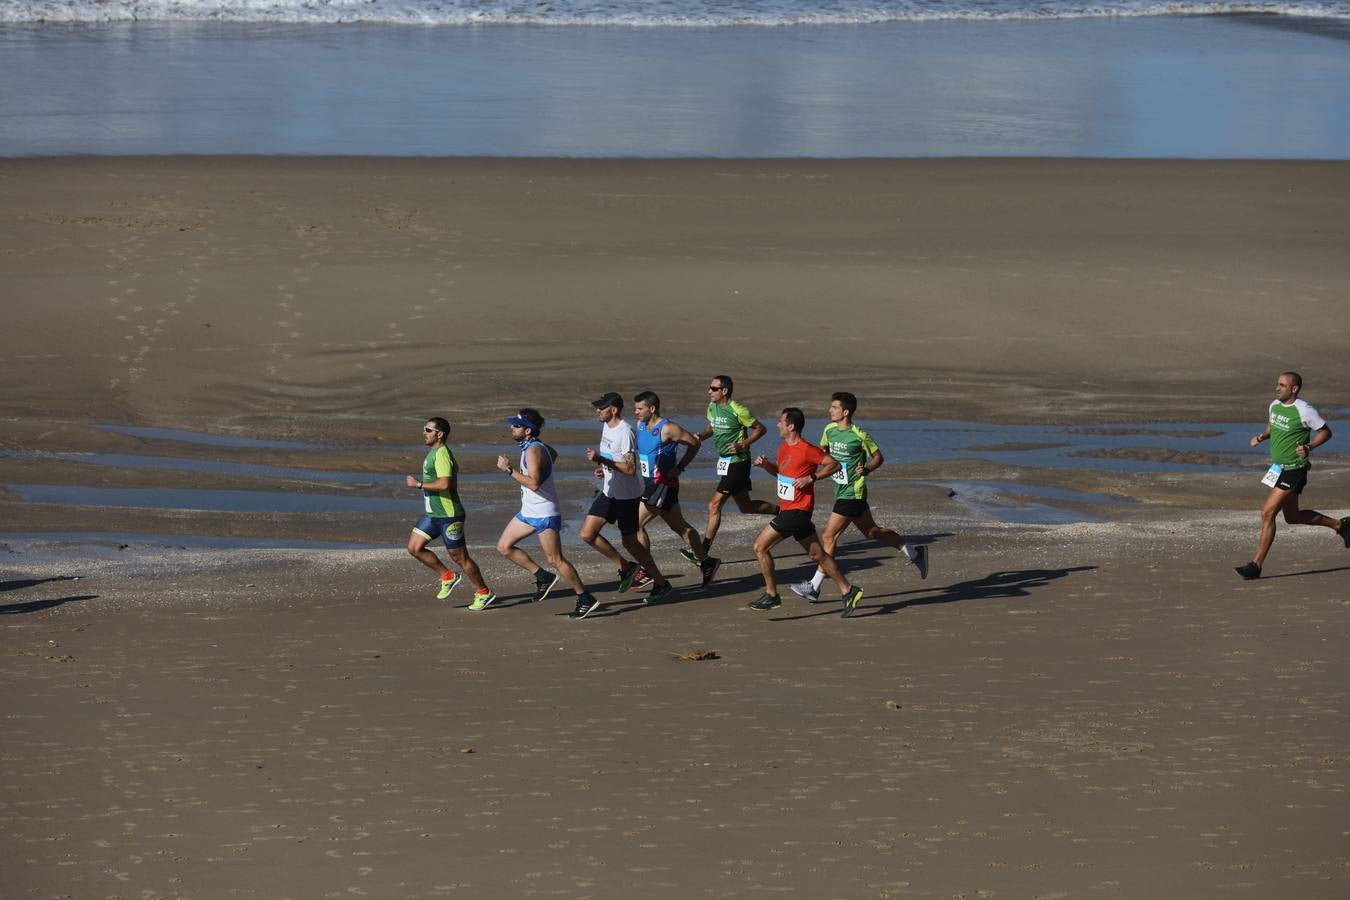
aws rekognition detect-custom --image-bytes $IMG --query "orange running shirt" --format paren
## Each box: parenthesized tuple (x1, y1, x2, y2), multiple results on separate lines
(774, 440, 828, 513)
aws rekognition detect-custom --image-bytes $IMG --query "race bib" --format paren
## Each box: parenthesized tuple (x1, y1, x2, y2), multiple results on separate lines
(776, 474, 797, 501)
(638, 455, 652, 479)
(717, 456, 734, 476)
(831, 461, 849, 485)
(1261, 464, 1283, 488)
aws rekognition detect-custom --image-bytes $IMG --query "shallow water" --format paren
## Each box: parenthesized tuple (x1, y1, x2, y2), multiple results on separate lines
(943, 480, 1132, 525)
(7, 417, 1281, 532)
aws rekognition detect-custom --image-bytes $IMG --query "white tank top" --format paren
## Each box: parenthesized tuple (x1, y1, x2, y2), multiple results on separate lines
(518, 439, 561, 518)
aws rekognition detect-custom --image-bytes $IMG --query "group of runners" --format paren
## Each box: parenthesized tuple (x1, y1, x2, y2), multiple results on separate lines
(407, 370, 1350, 619)
(406, 376, 929, 620)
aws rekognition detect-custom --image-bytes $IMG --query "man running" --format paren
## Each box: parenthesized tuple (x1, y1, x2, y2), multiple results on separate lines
(748, 407, 864, 617)
(632, 390, 721, 589)
(791, 392, 928, 601)
(580, 392, 675, 615)
(1235, 372, 1350, 579)
(405, 416, 495, 608)
(494, 408, 597, 615)
(697, 374, 777, 557)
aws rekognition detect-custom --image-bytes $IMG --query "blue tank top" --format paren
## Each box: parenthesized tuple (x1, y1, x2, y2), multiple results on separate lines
(636, 418, 679, 485)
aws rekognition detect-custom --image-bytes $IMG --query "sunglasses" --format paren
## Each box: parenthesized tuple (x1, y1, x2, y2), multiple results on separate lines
(424, 427, 438, 433)
(708, 385, 725, 391)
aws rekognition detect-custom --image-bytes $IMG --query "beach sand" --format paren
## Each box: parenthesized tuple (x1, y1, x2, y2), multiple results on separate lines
(2, 157, 1349, 897)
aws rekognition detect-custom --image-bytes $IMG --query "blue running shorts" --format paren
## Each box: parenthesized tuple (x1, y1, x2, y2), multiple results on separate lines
(414, 514, 466, 548)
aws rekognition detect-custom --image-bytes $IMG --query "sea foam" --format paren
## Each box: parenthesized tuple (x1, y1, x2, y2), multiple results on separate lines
(5, 0, 1349, 26)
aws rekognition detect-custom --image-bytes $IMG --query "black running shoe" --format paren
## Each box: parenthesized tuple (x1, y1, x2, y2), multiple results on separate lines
(617, 560, 640, 593)
(572, 593, 600, 619)
(646, 582, 675, 605)
(679, 548, 701, 565)
(747, 593, 781, 611)
(840, 586, 864, 618)
(1234, 562, 1261, 580)
(631, 568, 654, 590)
(532, 571, 561, 602)
(1338, 516, 1350, 549)
(700, 556, 722, 588)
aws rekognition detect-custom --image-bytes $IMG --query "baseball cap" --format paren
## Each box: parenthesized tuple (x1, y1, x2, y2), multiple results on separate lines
(591, 391, 623, 410)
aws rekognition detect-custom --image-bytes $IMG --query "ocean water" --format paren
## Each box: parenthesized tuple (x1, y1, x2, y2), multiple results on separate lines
(6, 0, 1349, 26)
(2, 2, 1350, 156)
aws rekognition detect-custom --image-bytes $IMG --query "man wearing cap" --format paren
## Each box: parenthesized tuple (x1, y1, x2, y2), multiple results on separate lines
(495, 408, 596, 613)
(580, 391, 675, 617)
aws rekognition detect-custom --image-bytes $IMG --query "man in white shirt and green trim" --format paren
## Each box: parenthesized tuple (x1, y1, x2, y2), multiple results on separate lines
(1235, 372, 1350, 580)
(791, 392, 927, 601)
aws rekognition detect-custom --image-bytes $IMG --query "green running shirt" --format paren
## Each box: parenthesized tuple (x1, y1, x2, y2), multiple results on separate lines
(1267, 399, 1324, 470)
(821, 422, 879, 500)
(422, 445, 463, 517)
(707, 400, 757, 461)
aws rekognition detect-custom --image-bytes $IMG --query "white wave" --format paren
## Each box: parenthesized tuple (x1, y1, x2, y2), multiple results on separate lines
(4, 0, 1349, 26)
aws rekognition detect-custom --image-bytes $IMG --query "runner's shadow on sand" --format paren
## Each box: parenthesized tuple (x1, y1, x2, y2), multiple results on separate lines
(1, 594, 97, 615)
(771, 565, 1096, 621)
(0, 575, 83, 593)
(1258, 564, 1350, 580)
(599, 533, 958, 615)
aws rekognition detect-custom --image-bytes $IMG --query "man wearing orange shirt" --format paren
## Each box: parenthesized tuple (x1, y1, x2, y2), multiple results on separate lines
(748, 407, 864, 617)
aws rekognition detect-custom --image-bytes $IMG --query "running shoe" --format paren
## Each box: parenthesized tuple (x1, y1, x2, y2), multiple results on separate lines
(789, 580, 819, 601)
(468, 589, 497, 611)
(1339, 516, 1350, 548)
(700, 556, 722, 588)
(747, 593, 781, 611)
(912, 545, 929, 580)
(436, 571, 461, 600)
(572, 593, 600, 619)
(631, 568, 654, 590)
(618, 560, 641, 593)
(647, 582, 675, 605)
(1234, 562, 1261, 580)
(532, 571, 561, 603)
(840, 586, 864, 618)
(679, 548, 701, 565)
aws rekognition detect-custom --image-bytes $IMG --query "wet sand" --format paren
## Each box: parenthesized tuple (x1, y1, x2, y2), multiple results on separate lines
(2, 157, 1350, 897)
(5, 506, 1350, 898)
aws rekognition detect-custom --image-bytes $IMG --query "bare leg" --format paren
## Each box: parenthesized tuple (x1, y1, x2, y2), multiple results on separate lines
(1253, 488, 1289, 567)
(753, 524, 787, 596)
(622, 532, 667, 586)
(408, 533, 448, 576)
(537, 528, 588, 595)
(659, 504, 707, 558)
(580, 514, 627, 570)
(810, 512, 851, 578)
(733, 490, 778, 516)
(496, 517, 545, 576)
(447, 546, 488, 592)
(853, 508, 909, 552)
(1281, 493, 1341, 530)
(802, 534, 852, 595)
(705, 490, 731, 544)
(635, 503, 656, 551)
